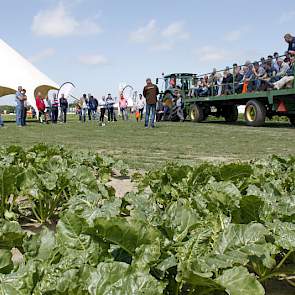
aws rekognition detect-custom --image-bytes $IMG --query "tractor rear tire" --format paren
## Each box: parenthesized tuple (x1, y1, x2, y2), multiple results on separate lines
(190, 104, 205, 122)
(288, 116, 295, 127)
(223, 105, 239, 123)
(245, 100, 266, 127)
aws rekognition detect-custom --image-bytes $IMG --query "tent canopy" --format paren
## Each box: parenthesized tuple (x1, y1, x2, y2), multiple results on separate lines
(0, 86, 15, 97)
(0, 39, 59, 109)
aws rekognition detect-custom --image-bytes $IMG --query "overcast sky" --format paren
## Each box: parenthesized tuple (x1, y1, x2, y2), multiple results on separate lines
(1, 0, 294, 104)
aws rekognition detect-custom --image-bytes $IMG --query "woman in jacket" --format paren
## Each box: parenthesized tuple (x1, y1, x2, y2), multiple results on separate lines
(36, 92, 46, 123)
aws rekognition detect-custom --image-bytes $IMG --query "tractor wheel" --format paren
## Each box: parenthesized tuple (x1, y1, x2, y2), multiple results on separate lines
(288, 116, 295, 127)
(244, 100, 266, 127)
(170, 106, 179, 122)
(223, 105, 239, 123)
(190, 104, 204, 122)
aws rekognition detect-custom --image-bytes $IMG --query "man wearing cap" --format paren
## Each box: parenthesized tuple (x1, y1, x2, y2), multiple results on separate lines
(284, 33, 295, 56)
(143, 78, 159, 128)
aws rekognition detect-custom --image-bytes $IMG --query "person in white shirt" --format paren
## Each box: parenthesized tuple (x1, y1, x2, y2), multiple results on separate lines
(136, 94, 145, 121)
(276, 58, 290, 77)
(99, 96, 107, 124)
(44, 96, 52, 123)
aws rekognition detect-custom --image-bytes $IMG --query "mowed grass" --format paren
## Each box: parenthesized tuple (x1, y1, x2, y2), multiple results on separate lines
(1, 115, 295, 169)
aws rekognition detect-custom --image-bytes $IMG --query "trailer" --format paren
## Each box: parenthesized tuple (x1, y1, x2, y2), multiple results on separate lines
(157, 68, 295, 127)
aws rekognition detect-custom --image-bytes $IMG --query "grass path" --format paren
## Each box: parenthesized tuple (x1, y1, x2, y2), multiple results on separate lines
(1, 118, 295, 169)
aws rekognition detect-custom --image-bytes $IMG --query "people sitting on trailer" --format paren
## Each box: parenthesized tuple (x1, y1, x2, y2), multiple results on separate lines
(270, 58, 290, 83)
(284, 33, 295, 56)
(189, 78, 200, 97)
(272, 57, 295, 90)
(257, 63, 275, 90)
(222, 66, 233, 95)
(232, 64, 243, 94)
(241, 61, 254, 93)
(272, 52, 280, 72)
(208, 68, 223, 96)
(197, 77, 209, 97)
(252, 61, 266, 91)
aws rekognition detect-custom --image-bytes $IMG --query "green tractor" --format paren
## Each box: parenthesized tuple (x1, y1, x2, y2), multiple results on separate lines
(156, 73, 196, 121)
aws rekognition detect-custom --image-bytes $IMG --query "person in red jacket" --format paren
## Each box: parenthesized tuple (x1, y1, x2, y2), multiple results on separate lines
(36, 92, 46, 123)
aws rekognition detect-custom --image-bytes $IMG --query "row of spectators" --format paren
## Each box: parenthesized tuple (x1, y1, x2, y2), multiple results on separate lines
(191, 33, 295, 97)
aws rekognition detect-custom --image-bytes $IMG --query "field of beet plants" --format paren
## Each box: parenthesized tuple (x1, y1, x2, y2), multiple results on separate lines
(0, 144, 295, 295)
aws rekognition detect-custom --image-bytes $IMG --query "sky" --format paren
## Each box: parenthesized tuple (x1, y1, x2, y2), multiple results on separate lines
(0, 0, 295, 104)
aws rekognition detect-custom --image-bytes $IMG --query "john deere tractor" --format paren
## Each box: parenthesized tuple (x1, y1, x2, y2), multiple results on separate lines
(156, 73, 196, 121)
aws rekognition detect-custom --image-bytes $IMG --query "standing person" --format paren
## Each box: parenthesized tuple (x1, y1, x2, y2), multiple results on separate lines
(60, 94, 68, 123)
(21, 89, 28, 126)
(89, 95, 98, 120)
(36, 92, 46, 123)
(76, 102, 82, 121)
(143, 78, 159, 128)
(106, 94, 115, 122)
(94, 97, 99, 116)
(0, 111, 3, 127)
(136, 94, 145, 121)
(87, 94, 92, 121)
(15, 86, 24, 127)
(44, 96, 52, 123)
(99, 96, 106, 124)
(51, 93, 59, 124)
(91, 96, 98, 120)
(284, 33, 295, 56)
(79, 94, 87, 123)
(119, 94, 128, 120)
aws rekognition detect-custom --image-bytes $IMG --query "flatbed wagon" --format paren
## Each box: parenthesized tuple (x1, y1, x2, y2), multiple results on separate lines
(157, 65, 295, 127)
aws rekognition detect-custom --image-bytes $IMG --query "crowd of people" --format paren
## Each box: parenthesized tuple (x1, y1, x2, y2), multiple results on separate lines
(72, 87, 155, 126)
(0, 82, 157, 128)
(74, 91, 148, 126)
(190, 33, 295, 98)
(12, 88, 69, 127)
(1, 33, 294, 128)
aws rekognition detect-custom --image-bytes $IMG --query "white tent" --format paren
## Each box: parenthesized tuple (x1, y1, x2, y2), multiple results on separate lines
(0, 38, 59, 110)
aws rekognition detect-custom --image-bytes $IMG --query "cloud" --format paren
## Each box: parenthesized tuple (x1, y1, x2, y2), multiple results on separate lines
(195, 46, 229, 63)
(150, 43, 173, 52)
(29, 48, 56, 63)
(162, 21, 190, 39)
(32, 2, 102, 37)
(78, 54, 108, 66)
(194, 45, 261, 68)
(224, 27, 250, 42)
(224, 30, 242, 42)
(129, 20, 190, 51)
(279, 10, 295, 23)
(129, 19, 157, 43)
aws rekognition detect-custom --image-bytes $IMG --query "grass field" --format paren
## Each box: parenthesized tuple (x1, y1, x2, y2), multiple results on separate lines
(1, 115, 295, 169)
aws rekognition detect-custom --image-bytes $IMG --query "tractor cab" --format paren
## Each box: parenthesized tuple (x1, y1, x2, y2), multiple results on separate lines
(157, 73, 196, 95)
(156, 73, 196, 121)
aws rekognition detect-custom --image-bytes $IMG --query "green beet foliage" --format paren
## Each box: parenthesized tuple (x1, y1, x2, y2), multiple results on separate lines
(0, 144, 294, 294)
